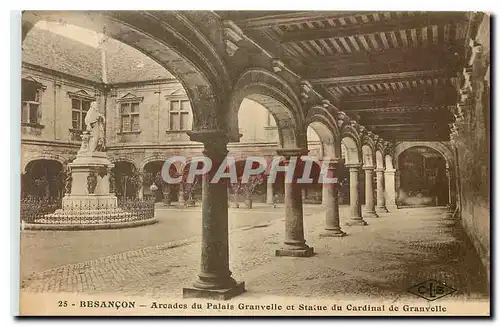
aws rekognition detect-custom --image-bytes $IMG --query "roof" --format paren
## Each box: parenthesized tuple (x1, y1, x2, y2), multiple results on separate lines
(22, 27, 174, 84)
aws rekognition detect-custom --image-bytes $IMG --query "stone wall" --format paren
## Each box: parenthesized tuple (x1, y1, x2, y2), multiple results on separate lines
(453, 14, 490, 281)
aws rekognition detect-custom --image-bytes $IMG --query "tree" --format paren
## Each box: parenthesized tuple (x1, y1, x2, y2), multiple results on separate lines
(241, 174, 265, 209)
(154, 172, 171, 206)
(183, 177, 200, 207)
(229, 181, 243, 208)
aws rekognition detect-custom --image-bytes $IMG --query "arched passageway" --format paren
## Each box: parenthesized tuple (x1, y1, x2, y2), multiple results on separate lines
(22, 159, 64, 199)
(398, 146, 449, 207)
(143, 161, 166, 202)
(111, 161, 139, 198)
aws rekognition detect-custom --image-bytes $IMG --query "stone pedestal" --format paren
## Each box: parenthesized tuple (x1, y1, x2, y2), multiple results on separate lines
(376, 168, 389, 213)
(345, 164, 367, 226)
(363, 166, 379, 218)
(43, 148, 134, 224)
(39, 111, 155, 229)
(320, 159, 346, 237)
(182, 130, 244, 300)
(275, 148, 314, 257)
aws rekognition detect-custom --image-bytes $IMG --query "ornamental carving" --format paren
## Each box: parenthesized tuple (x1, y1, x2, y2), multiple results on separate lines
(87, 171, 98, 194)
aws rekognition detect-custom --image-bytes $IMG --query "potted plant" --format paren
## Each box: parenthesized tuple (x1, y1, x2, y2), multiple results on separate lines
(183, 177, 200, 207)
(242, 174, 264, 209)
(229, 181, 242, 208)
(154, 172, 171, 206)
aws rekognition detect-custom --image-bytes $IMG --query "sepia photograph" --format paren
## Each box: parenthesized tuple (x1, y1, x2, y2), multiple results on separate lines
(16, 10, 490, 316)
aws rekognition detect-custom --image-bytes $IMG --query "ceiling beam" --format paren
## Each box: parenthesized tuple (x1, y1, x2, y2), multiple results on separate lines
(225, 11, 358, 29)
(281, 12, 468, 43)
(346, 106, 445, 113)
(343, 98, 456, 111)
(309, 69, 454, 86)
(361, 120, 446, 127)
(307, 44, 462, 68)
(304, 44, 463, 78)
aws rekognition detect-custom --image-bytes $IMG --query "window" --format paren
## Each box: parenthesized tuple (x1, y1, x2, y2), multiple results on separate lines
(169, 99, 191, 131)
(21, 79, 43, 124)
(266, 112, 277, 127)
(71, 98, 91, 130)
(120, 102, 140, 132)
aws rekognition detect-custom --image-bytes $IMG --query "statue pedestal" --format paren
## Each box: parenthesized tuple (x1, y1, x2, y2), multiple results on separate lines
(38, 145, 154, 228)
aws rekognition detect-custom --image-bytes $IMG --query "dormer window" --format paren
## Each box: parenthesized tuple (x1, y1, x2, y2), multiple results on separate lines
(165, 88, 192, 131)
(21, 77, 45, 125)
(117, 92, 143, 133)
(68, 90, 96, 131)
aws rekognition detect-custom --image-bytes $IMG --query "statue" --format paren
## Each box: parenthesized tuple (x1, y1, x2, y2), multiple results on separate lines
(64, 166, 72, 195)
(83, 102, 106, 153)
(87, 171, 98, 194)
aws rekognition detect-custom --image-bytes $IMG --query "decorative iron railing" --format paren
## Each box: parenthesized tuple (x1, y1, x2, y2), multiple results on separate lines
(20, 197, 155, 225)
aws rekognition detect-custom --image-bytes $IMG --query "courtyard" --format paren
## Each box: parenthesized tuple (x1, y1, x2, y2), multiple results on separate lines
(20, 205, 488, 301)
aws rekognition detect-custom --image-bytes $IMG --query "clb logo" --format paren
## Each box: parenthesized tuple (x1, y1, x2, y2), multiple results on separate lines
(408, 279, 457, 301)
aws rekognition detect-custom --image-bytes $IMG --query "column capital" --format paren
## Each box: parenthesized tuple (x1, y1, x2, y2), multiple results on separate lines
(323, 158, 344, 169)
(276, 148, 309, 159)
(362, 165, 375, 171)
(375, 167, 385, 173)
(187, 130, 228, 159)
(345, 163, 362, 169)
(385, 169, 397, 174)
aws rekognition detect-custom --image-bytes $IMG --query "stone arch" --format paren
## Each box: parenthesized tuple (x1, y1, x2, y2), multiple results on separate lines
(22, 158, 65, 199)
(394, 141, 455, 170)
(140, 156, 168, 172)
(385, 154, 394, 170)
(22, 153, 67, 173)
(110, 157, 139, 171)
(375, 150, 384, 169)
(227, 68, 305, 148)
(361, 134, 376, 167)
(22, 11, 228, 131)
(305, 105, 341, 159)
(341, 136, 361, 165)
(340, 124, 362, 164)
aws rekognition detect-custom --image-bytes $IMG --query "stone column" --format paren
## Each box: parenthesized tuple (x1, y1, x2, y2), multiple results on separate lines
(137, 186, 144, 200)
(178, 183, 185, 205)
(183, 131, 244, 300)
(385, 169, 397, 210)
(376, 168, 388, 212)
(363, 166, 379, 218)
(395, 170, 401, 206)
(446, 167, 455, 217)
(275, 148, 314, 257)
(266, 180, 273, 204)
(345, 163, 367, 226)
(320, 159, 346, 237)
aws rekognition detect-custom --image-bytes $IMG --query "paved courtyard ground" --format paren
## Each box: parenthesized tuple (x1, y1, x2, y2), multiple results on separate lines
(20, 205, 488, 301)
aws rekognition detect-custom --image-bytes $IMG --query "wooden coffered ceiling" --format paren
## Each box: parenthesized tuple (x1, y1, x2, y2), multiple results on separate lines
(217, 11, 472, 141)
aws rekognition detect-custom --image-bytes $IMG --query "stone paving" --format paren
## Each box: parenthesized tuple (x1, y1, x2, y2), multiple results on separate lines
(20, 206, 488, 301)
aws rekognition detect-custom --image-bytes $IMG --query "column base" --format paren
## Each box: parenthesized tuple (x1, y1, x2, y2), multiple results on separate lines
(376, 206, 389, 213)
(183, 281, 245, 300)
(363, 211, 379, 218)
(345, 218, 368, 226)
(445, 210, 456, 219)
(275, 246, 314, 257)
(320, 229, 347, 237)
(386, 204, 399, 211)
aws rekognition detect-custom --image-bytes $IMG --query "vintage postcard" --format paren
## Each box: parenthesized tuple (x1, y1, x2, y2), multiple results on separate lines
(18, 11, 490, 316)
